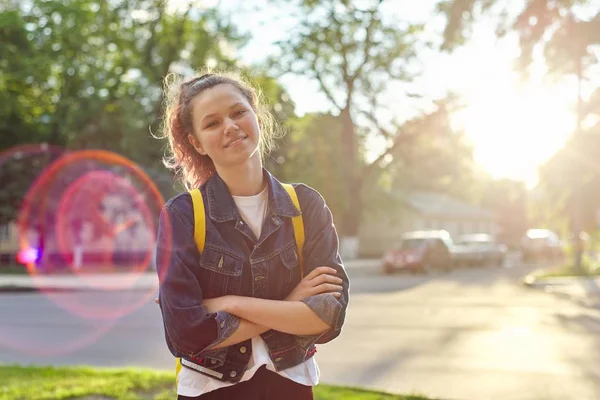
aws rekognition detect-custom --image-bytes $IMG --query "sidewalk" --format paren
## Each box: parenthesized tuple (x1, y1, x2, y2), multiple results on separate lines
(523, 274, 600, 308)
(0, 271, 159, 292)
(343, 258, 381, 273)
(0, 258, 382, 292)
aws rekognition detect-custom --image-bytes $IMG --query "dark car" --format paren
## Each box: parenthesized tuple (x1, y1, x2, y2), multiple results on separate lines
(383, 230, 454, 274)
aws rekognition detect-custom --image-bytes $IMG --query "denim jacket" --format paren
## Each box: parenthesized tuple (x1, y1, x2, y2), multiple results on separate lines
(156, 170, 350, 383)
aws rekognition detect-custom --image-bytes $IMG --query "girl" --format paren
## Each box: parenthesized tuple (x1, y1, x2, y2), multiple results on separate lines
(155, 71, 350, 399)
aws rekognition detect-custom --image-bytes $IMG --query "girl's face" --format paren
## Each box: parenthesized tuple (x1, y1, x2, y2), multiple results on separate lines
(188, 83, 261, 170)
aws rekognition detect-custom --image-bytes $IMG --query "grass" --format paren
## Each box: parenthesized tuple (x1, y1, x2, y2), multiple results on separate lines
(0, 365, 435, 400)
(535, 261, 600, 279)
(0, 264, 29, 275)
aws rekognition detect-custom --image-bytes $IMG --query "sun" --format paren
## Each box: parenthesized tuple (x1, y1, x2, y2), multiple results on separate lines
(455, 73, 578, 188)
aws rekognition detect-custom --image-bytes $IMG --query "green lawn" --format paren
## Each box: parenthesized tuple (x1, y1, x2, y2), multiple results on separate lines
(0, 264, 29, 275)
(536, 262, 600, 279)
(0, 365, 436, 400)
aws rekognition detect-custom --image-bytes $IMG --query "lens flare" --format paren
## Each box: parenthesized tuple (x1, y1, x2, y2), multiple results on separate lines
(2, 149, 168, 357)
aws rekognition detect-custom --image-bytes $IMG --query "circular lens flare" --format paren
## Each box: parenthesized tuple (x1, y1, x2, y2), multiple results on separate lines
(1, 148, 167, 357)
(0, 150, 167, 358)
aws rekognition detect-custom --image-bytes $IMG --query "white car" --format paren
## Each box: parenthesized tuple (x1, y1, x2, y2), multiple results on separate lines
(521, 229, 563, 262)
(452, 233, 507, 267)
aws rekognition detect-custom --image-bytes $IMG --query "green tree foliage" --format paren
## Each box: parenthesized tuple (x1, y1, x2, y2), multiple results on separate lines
(537, 123, 600, 233)
(0, 8, 51, 148)
(386, 100, 479, 202)
(0, 0, 249, 223)
(281, 100, 482, 233)
(6, 0, 244, 159)
(439, 0, 599, 72)
(278, 113, 347, 222)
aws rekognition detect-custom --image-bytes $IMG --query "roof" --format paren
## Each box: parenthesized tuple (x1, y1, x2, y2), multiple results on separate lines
(402, 230, 451, 240)
(395, 191, 493, 219)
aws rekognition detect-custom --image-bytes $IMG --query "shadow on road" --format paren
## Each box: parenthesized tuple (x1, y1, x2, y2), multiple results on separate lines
(553, 311, 600, 399)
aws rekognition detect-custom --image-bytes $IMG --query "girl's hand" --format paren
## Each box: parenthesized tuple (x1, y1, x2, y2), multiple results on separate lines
(285, 266, 343, 302)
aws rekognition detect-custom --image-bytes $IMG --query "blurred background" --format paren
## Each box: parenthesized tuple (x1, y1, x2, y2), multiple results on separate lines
(1, 1, 600, 399)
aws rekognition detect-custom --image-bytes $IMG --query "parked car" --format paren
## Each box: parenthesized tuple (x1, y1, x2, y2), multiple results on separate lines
(521, 229, 563, 262)
(382, 230, 454, 274)
(452, 233, 507, 267)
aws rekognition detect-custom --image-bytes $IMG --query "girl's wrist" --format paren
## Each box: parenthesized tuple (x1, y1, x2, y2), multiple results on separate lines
(224, 295, 242, 315)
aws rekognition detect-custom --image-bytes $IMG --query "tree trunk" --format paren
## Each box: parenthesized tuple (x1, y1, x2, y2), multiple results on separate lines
(341, 177, 364, 236)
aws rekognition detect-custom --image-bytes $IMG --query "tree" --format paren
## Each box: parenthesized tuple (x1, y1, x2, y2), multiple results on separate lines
(245, 71, 298, 177)
(439, 1, 599, 62)
(439, 0, 599, 126)
(0, 7, 53, 148)
(0, 0, 244, 161)
(385, 99, 480, 202)
(0, 0, 247, 223)
(537, 124, 600, 234)
(481, 179, 529, 247)
(278, 113, 347, 222)
(439, 0, 600, 265)
(269, 0, 424, 247)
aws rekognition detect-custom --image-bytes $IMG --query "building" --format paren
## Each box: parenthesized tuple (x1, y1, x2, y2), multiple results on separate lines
(358, 191, 499, 257)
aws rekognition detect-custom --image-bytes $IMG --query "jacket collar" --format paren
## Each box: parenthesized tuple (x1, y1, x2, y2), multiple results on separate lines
(205, 169, 301, 222)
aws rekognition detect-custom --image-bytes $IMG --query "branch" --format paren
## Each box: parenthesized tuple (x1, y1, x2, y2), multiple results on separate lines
(328, 5, 350, 84)
(151, 2, 193, 120)
(144, 0, 167, 69)
(359, 108, 394, 140)
(364, 127, 411, 177)
(351, 6, 379, 81)
(310, 59, 342, 111)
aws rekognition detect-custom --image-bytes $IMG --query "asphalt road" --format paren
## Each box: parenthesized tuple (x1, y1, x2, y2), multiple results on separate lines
(1, 262, 599, 400)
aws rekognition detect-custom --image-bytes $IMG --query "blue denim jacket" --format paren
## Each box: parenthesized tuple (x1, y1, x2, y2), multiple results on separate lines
(156, 170, 350, 383)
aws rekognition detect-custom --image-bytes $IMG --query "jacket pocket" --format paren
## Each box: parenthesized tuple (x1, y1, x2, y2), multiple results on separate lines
(277, 244, 301, 296)
(200, 247, 244, 276)
(279, 245, 299, 270)
(199, 247, 244, 297)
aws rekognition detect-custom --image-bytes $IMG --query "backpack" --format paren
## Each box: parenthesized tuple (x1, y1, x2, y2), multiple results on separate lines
(175, 183, 305, 383)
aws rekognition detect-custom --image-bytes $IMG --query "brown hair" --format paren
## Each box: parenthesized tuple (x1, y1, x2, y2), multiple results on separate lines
(159, 70, 282, 190)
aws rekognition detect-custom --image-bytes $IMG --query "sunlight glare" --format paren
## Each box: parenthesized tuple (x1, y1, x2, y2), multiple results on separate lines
(456, 75, 577, 187)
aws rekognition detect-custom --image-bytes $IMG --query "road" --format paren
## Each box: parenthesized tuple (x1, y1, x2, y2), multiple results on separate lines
(1, 262, 600, 400)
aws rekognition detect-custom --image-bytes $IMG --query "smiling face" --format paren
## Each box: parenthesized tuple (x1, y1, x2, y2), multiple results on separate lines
(188, 83, 261, 171)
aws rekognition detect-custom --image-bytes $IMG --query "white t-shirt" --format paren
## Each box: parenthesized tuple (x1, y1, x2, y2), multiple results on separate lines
(177, 185, 320, 397)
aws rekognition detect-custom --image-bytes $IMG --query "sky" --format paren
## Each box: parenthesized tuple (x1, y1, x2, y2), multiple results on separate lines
(173, 0, 582, 187)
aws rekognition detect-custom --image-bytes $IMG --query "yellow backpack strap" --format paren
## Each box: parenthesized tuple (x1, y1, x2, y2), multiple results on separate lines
(175, 189, 206, 383)
(189, 188, 206, 254)
(282, 183, 305, 278)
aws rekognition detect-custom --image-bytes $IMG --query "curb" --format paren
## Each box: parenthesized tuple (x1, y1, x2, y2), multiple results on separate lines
(0, 285, 157, 293)
(0, 285, 43, 293)
(0, 259, 383, 293)
(521, 273, 600, 309)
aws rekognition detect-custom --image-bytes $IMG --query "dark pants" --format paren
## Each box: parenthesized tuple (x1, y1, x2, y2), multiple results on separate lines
(178, 366, 314, 400)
